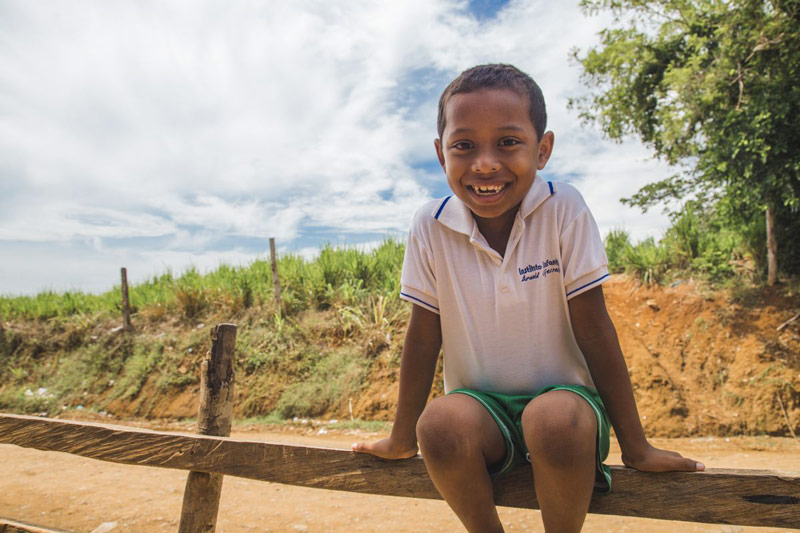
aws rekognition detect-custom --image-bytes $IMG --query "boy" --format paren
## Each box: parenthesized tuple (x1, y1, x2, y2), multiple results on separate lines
(353, 64, 703, 532)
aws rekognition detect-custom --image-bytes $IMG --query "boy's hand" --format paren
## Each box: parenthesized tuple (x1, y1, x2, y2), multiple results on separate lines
(622, 443, 705, 472)
(352, 438, 419, 460)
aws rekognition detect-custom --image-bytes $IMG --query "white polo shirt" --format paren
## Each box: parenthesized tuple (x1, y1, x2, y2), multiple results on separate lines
(400, 176, 609, 395)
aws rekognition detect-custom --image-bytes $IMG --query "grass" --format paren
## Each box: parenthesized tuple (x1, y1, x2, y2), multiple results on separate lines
(273, 345, 369, 418)
(0, 239, 405, 321)
(0, 239, 410, 420)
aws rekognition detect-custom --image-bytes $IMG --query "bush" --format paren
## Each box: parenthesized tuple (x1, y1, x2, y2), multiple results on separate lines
(604, 201, 759, 285)
(604, 229, 632, 273)
(623, 238, 670, 285)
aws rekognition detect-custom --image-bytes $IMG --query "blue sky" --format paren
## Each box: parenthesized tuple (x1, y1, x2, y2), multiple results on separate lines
(0, 0, 676, 295)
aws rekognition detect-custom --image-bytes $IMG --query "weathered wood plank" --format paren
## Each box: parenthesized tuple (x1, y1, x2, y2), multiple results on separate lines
(178, 323, 237, 533)
(0, 517, 71, 533)
(2, 413, 799, 529)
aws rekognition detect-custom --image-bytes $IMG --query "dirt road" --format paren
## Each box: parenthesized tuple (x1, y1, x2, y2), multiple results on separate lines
(2, 422, 799, 533)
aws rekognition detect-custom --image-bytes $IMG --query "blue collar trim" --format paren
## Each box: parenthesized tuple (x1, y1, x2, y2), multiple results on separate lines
(434, 196, 452, 219)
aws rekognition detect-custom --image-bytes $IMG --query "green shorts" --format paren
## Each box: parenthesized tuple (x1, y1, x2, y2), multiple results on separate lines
(450, 385, 612, 492)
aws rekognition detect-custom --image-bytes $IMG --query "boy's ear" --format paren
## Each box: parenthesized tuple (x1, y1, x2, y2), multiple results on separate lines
(537, 131, 555, 170)
(434, 138, 446, 171)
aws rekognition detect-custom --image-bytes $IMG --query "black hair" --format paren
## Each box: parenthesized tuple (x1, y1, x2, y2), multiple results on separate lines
(437, 63, 547, 140)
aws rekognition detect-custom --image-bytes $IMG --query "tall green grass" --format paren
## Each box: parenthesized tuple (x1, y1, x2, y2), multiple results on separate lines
(0, 208, 765, 323)
(0, 239, 406, 321)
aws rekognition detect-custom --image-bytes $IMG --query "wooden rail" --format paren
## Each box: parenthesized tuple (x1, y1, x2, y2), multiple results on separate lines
(0, 517, 69, 533)
(2, 413, 799, 529)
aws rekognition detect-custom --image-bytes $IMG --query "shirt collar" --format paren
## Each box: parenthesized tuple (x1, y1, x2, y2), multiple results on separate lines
(432, 176, 554, 236)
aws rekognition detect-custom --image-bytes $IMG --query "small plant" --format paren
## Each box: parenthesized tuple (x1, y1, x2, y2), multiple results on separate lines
(624, 238, 669, 285)
(175, 287, 207, 319)
(604, 228, 631, 273)
(273, 311, 285, 334)
(9, 366, 27, 383)
(337, 305, 365, 337)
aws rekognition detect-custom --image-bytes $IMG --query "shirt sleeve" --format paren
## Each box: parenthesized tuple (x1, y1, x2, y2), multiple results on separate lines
(400, 224, 440, 314)
(561, 207, 610, 300)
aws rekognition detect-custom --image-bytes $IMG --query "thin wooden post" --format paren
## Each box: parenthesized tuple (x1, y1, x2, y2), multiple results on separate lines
(269, 237, 282, 311)
(766, 200, 778, 286)
(178, 323, 237, 533)
(120, 267, 133, 333)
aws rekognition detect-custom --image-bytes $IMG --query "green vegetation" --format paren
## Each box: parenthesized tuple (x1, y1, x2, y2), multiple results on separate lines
(605, 201, 756, 285)
(573, 0, 800, 284)
(0, 229, 794, 423)
(0, 239, 404, 321)
(0, 239, 408, 421)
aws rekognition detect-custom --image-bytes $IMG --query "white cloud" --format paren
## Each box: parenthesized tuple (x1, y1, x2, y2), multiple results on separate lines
(0, 0, 673, 294)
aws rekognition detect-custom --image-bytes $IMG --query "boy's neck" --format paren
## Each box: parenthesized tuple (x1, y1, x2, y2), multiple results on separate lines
(472, 205, 519, 258)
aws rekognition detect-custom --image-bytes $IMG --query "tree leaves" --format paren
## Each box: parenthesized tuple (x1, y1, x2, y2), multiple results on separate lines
(574, 0, 800, 277)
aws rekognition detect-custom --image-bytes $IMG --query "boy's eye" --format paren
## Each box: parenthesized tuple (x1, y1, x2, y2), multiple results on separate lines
(499, 138, 521, 147)
(452, 141, 473, 150)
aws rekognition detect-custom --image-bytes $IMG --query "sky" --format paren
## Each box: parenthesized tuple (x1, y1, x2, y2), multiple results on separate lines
(0, 0, 677, 296)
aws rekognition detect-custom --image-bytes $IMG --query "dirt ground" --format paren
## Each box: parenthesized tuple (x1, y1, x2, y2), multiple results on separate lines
(2, 422, 800, 533)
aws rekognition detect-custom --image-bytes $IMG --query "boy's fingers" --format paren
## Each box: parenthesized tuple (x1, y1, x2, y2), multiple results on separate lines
(686, 458, 705, 471)
(671, 454, 704, 471)
(628, 450, 705, 472)
(667, 455, 705, 472)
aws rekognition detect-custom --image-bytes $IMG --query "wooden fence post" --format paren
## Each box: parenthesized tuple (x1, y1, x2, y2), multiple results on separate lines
(269, 238, 282, 311)
(120, 268, 133, 333)
(178, 323, 237, 533)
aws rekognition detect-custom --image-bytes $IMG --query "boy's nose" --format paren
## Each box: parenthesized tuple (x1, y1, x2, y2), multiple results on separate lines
(471, 155, 500, 174)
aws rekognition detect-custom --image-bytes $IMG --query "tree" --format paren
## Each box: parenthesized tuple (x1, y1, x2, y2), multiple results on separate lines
(571, 0, 800, 284)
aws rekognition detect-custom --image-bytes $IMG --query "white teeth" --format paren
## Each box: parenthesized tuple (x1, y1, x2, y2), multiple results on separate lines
(472, 184, 505, 195)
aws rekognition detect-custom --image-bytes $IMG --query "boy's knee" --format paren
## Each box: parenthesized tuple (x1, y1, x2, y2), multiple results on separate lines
(416, 397, 483, 461)
(521, 391, 596, 468)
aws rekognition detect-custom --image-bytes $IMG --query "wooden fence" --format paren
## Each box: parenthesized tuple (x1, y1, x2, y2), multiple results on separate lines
(2, 323, 799, 531)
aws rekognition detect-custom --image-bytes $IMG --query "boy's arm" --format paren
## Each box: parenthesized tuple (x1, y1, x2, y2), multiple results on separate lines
(352, 303, 442, 459)
(569, 286, 704, 472)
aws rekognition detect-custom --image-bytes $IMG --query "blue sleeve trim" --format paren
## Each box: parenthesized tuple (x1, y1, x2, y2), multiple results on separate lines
(400, 291, 439, 311)
(566, 273, 610, 297)
(434, 196, 452, 219)
(548, 181, 554, 195)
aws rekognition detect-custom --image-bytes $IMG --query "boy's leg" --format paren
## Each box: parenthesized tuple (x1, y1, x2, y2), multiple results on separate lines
(416, 394, 507, 533)
(521, 390, 597, 533)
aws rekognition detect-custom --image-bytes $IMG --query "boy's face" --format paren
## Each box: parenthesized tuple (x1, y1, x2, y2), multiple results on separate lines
(434, 88, 554, 222)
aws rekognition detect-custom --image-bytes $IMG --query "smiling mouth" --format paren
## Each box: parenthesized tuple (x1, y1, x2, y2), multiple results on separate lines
(469, 184, 507, 197)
